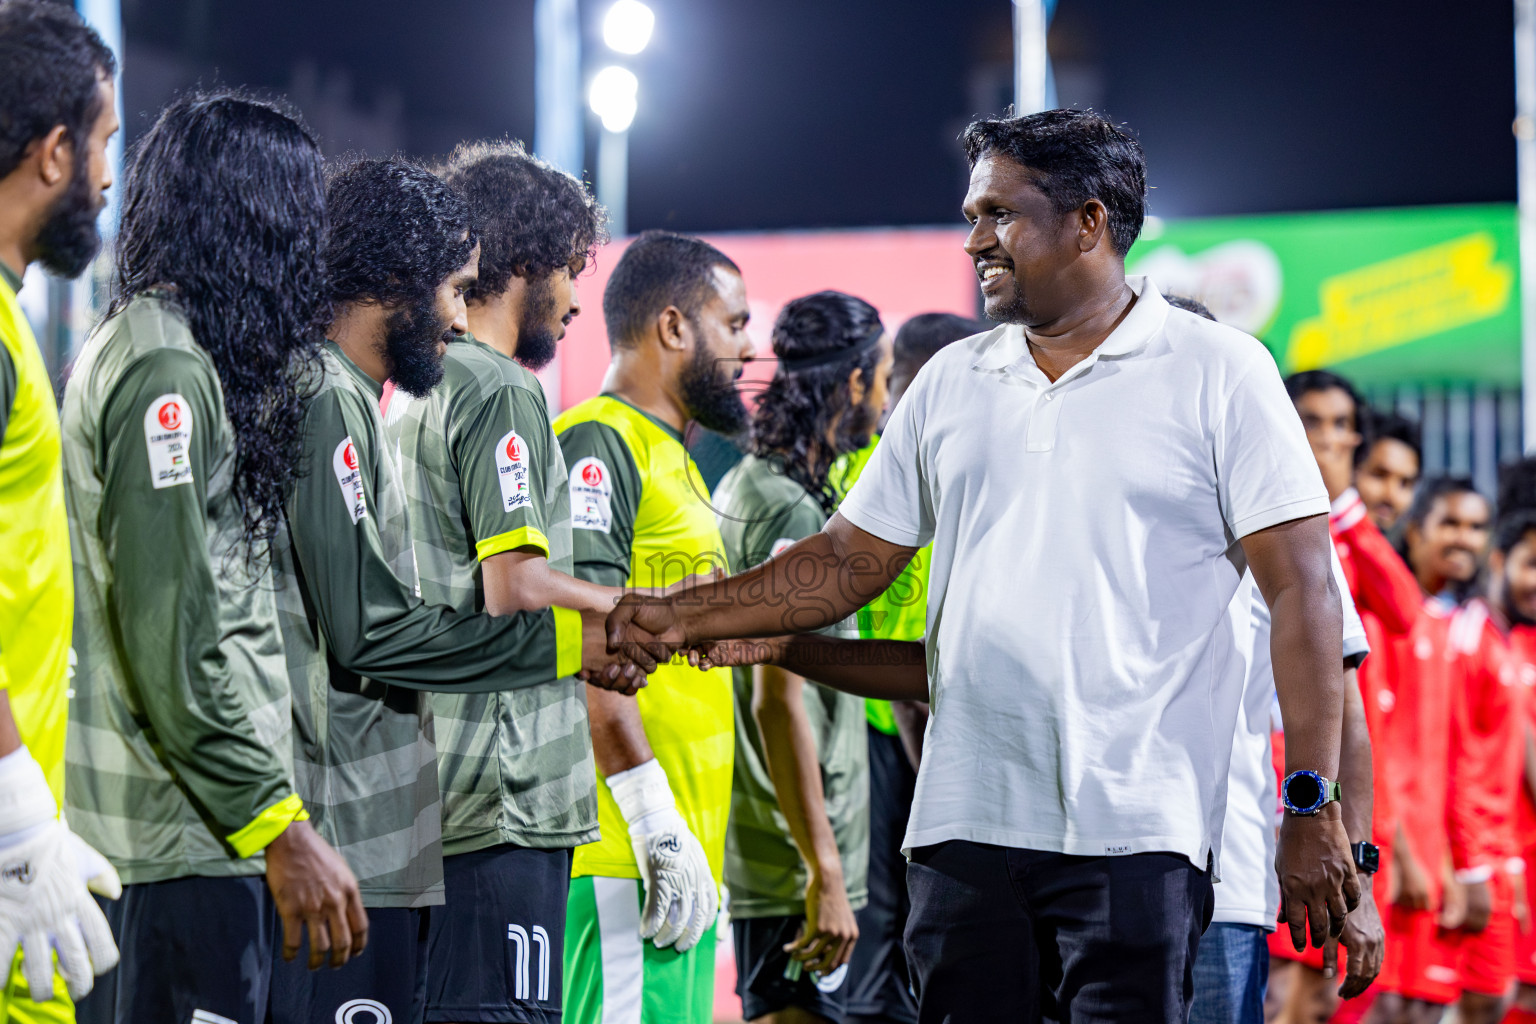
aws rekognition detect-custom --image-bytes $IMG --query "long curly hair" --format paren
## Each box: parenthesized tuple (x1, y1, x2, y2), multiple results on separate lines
(750, 291, 884, 515)
(439, 139, 607, 299)
(111, 91, 328, 564)
(324, 157, 477, 310)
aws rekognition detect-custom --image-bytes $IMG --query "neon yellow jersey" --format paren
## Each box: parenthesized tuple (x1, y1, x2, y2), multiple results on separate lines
(830, 437, 930, 735)
(555, 395, 734, 885)
(0, 268, 72, 804)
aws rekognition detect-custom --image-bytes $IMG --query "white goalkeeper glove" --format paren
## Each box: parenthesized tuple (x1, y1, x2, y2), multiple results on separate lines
(608, 759, 717, 953)
(0, 746, 120, 1002)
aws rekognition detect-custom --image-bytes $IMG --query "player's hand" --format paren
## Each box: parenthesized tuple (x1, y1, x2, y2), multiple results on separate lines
(265, 819, 369, 969)
(606, 593, 687, 670)
(787, 866, 858, 975)
(629, 811, 716, 953)
(0, 746, 120, 1002)
(1276, 805, 1360, 951)
(1459, 878, 1493, 934)
(1392, 844, 1431, 911)
(1439, 870, 1467, 929)
(580, 609, 648, 696)
(1324, 883, 1383, 999)
(686, 638, 786, 671)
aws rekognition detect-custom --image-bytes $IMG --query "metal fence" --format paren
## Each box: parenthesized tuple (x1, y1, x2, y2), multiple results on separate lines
(1360, 385, 1526, 499)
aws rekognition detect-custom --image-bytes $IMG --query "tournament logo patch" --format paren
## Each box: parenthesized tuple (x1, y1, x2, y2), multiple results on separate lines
(569, 456, 613, 533)
(333, 437, 368, 524)
(494, 429, 533, 512)
(143, 393, 194, 489)
(334, 999, 391, 1024)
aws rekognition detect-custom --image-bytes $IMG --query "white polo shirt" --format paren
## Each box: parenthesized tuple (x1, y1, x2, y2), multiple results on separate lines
(837, 276, 1330, 872)
(1213, 550, 1369, 927)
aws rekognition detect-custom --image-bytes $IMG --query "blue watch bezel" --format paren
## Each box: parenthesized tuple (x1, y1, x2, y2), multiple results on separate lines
(1282, 769, 1329, 816)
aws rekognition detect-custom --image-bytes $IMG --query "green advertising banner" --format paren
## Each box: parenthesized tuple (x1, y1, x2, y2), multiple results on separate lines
(1125, 203, 1520, 386)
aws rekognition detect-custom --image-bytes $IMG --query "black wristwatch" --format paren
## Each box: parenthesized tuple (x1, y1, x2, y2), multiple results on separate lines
(1351, 841, 1379, 875)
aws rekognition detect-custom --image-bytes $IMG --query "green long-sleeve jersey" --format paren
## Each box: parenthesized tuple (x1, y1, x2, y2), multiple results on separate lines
(274, 342, 582, 907)
(62, 295, 304, 884)
(384, 337, 597, 856)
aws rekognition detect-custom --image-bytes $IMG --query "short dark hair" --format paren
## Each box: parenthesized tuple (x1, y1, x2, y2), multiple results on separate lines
(1405, 475, 1483, 533)
(1496, 509, 1536, 556)
(1356, 409, 1422, 468)
(603, 230, 740, 349)
(439, 139, 608, 301)
(1166, 294, 1216, 321)
(961, 108, 1146, 257)
(324, 158, 476, 310)
(892, 312, 988, 373)
(1284, 369, 1362, 417)
(0, 0, 116, 179)
(1498, 457, 1536, 516)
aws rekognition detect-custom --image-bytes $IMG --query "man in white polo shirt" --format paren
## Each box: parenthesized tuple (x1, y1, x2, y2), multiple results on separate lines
(605, 108, 1358, 1021)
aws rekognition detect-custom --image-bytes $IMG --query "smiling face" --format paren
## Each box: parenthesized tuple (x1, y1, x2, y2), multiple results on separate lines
(1407, 490, 1491, 592)
(962, 153, 1081, 325)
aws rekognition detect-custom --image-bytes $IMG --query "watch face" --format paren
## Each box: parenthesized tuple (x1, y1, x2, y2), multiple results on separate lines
(1284, 772, 1324, 813)
(1358, 844, 1380, 874)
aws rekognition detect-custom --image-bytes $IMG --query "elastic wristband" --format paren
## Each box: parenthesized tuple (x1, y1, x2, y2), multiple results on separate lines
(475, 526, 551, 562)
(227, 793, 306, 859)
(552, 606, 583, 679)
(606, 758, 676, 832)
(1455, 865, 1494, 885)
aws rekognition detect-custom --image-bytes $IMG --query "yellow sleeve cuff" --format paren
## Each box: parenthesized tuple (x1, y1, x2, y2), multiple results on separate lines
(476, 526, 551, 562)
(553, 605, 583, 679)
(228, 793, 306, 859)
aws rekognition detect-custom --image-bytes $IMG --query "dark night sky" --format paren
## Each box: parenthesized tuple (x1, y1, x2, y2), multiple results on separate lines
(118, 0, 1517, 232)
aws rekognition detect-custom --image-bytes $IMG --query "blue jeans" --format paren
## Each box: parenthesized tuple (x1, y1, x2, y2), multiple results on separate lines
(1189, 922, 1269, 1024)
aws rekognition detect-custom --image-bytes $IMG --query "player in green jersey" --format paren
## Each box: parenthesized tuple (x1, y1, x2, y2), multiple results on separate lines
(0, 6, 121, 1019)
(269, 158, 638, 1024)
(63, 94, 366, 1024)
(714, 291, 893, 1024)
(829, 311, 982, 1024)
(385, 140, 615, 1023)
(556, 231, 756, 1024)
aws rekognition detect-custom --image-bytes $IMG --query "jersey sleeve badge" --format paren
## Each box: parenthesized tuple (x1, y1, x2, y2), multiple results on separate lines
(143, 393, 194, 489)
(333, 436, 368, 524)
(495, 429, 533, 512)
(569, 456, 613, 533)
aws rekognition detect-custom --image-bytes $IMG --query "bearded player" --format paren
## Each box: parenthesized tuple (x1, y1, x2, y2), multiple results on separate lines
(556, 231, 755, 1024)
(385, 141, 616, 1023)
(0, 3, 121, 1019)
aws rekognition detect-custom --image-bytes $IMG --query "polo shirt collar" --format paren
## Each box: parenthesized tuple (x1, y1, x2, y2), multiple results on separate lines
(970, 274, 1168, 377)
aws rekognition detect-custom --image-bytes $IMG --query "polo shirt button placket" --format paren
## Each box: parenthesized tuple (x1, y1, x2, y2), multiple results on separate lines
(1026, 387, 1063, 452)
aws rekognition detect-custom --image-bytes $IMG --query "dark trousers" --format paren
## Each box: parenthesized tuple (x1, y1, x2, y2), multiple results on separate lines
(1188, 922, 1268, 1024)
(903, 841, 1213, 1023)
(848, 727, 919, 1024)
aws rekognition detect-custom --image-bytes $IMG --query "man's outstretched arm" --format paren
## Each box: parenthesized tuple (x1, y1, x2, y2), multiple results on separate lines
(607, 514, 917, 667)
(1242, 513, 1358, 953)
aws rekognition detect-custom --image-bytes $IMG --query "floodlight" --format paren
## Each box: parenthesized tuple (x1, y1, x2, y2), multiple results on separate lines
(590, 65, 639, 133)
(603, 0, 655, 55)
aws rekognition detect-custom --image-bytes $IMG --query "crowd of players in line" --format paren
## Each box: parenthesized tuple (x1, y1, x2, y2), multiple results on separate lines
(11, 3, 1531, 1024)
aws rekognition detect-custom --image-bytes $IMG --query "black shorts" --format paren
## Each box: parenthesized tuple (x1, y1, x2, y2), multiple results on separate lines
(268, 905, 428, 1024)
(733, 915, 849, 1023)
(74, 875, 277, 1024)
(846, 726, 918, 1024)
(424, 844, 573, 1023)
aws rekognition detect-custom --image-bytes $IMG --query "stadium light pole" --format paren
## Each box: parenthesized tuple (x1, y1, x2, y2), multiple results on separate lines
(1517, 0, 1536, 451)
(591, 1, 654, 237)
(534, 0, 583, 177)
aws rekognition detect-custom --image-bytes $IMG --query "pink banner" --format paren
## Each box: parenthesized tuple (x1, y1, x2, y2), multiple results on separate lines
(552, 227, 977, 412)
